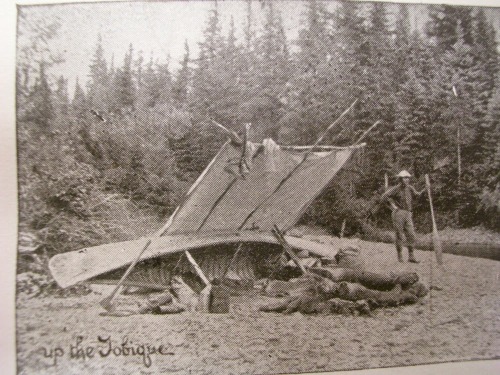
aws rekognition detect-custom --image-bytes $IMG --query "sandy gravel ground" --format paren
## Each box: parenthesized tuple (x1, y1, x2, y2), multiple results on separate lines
(16, 237, 500, 375)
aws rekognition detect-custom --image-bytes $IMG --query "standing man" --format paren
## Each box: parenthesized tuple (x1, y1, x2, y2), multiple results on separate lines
(377, 170, 427, 263)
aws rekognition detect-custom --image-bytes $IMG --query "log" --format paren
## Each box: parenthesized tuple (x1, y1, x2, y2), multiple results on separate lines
(155, 303, 186, 314)
(406, 281, 429, 298)
(396, 273, 420, 289)
(298, 298, 332, 315)
(262, 274, 338, 298)
(309, 267, 358, 283)
(282, 297, 304, 314)
(259, 298, 293, 313)
(260, 279, 423, 315)
(263, 276, 319, 297)
(260, 295, 372, 316)
(338, 282, 418, 308)
(310, 267, 418, 291)
(327, 298, 371, 316)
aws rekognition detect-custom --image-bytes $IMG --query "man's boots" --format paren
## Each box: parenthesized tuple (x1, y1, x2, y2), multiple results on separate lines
(408, 248, 419, 264)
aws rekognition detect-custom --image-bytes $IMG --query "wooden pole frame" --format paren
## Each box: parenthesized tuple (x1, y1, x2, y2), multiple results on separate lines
(272, 225, 307, 275)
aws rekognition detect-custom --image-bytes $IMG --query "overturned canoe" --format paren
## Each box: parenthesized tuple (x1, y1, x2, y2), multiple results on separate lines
(49, 231, 338, 289)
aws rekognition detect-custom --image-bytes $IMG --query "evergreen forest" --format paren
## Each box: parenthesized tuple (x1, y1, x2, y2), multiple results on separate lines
(16, 1, 500, 259)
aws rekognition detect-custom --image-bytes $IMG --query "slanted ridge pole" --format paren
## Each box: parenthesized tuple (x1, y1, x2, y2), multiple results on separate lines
(208, 118, 243, 145)
(238, 100, 358, 230)
(355, 120, 381, 145)
(196, 123, 252, 232)
(310, 99, 358, 150)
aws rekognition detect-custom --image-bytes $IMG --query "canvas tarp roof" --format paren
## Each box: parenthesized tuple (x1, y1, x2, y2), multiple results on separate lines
(163, 140, 365, 235)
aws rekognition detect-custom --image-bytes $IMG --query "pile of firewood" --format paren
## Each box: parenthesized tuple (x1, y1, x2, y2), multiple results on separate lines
(259, 267, 428, 316)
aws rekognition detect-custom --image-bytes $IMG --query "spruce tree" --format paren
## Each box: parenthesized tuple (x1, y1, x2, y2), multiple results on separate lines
(113, 44, 136, 112)
(247, 2, 290, 139)
(72, 77, 87, 116)
(54, 75, 69, 117)
(173, 40, 191, 106)
(27, 61, 54, 130)
(426, 5, 474, 51)
(87, 34, 110, 112)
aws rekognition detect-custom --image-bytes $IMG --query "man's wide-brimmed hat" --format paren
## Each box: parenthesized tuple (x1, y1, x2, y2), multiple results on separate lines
(396, 170, 412, 178)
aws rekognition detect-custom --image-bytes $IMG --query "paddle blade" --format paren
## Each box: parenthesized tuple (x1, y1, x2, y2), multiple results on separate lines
(432, 231, 443, 265)
(99, 296, 116, 312)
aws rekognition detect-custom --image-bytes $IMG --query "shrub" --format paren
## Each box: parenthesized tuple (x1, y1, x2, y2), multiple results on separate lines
(479, 184, 500, 231)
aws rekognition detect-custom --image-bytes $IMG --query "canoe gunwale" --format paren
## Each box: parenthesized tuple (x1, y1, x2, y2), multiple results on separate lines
(49, 231, 338, 288)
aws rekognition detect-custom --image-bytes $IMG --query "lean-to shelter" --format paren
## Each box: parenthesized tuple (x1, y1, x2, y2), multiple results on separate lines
(49, 138, 366, 290)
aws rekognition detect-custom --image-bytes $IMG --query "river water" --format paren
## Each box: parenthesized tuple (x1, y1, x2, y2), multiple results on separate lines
(417, 242, 500, 261)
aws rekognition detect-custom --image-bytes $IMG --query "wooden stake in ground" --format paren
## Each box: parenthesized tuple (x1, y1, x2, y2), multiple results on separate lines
(425, 174, 443, 265)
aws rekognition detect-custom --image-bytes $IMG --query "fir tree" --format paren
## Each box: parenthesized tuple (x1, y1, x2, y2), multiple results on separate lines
(72, 77, 87, 115)
(198, 2, 224, 62)
(26, 61, 54, 130)
(87, 34, 110, 112)
(426, 5, 474, 51)
(247, 2, 290, 139)
(243, 0, 255, 51)
(155, 58, 173, 105)
(113, 44, 136, 112)
(297, 0, 330, 74)
(54, 75, 69, 117)
(173, 40, 191, 106)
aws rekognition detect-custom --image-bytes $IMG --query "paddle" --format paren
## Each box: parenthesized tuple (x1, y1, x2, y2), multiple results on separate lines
(100, 239, 153, 311)
(425, 174, 443, 265)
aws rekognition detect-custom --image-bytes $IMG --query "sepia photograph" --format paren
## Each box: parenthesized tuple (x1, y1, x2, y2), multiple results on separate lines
(9, 0, 500, 374)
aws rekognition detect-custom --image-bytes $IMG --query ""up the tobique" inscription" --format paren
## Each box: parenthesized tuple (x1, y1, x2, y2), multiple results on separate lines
(40, 335, 175, 367)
